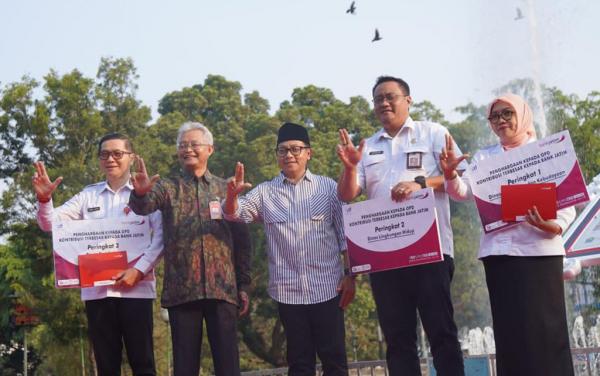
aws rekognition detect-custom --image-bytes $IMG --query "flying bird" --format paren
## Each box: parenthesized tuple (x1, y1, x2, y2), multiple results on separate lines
(514, 7, 524, 20)
(346, 1, 356, 14)
(372, 28, 382, 42)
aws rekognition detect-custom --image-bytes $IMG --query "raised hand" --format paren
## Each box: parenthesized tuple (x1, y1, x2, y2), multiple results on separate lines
(439, 134, 469, 179)
(223, 162, 251, 216)
(336, 129, 365, 169)
(32, 161, 63, 201)
(131, 157, 160, 196)
(227, 162, 252, 198)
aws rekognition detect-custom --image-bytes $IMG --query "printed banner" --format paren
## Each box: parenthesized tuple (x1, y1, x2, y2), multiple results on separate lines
(343, 188, 443, 275)
(564, 196, 600, 261)
(468, 130, 588, 233)
(52, 216, 151, 288)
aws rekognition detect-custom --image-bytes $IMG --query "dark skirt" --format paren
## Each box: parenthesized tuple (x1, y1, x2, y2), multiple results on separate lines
(483, 255, 574, 376)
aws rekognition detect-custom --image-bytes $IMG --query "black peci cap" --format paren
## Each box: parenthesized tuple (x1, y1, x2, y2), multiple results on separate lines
(277, 122, 310, 146)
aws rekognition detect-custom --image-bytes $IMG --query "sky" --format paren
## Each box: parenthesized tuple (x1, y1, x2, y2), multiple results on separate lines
(1, 0, 599, 122)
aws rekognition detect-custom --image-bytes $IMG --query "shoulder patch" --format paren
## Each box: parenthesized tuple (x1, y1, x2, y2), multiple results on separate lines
(82, 182, 105, 191)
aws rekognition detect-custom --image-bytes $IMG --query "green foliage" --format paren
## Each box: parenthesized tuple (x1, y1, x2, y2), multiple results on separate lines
(411, 100, 449, 126)
(449, 203, 490, 328)
(0, 77, 37, 178)
(344, 278, 380, 360)
(2, 57, 599, 373)
(95, 57, 152, 138)
(0, 57, 161, 374)
(546, 88, 600, 181)
(449, 103, 496, 154)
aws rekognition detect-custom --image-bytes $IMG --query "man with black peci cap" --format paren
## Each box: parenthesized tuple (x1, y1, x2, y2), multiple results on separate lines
(223, 122, 355, 376)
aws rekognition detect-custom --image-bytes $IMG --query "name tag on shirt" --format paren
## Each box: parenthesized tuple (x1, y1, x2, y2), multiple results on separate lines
(209, 201, 222, 220)
(369, 150, 384, 155)
(406, 152, 423, 169)
(87, 207, 101, 212)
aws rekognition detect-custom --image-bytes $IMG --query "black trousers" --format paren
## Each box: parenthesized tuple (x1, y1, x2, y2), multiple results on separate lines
(370, 256, 464, 376)
(168, 299, 240, 376)
(85, 297, 155, 376)
(483, 255, 574, 376)
(278, 296, 348, 376)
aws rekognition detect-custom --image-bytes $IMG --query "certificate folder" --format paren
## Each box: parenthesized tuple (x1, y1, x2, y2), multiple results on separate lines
(78, 251, 127, 288)
(501, 183, 557, 222)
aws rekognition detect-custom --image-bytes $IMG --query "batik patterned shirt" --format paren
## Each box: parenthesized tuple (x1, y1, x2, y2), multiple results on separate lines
(129, 170, 251, 307)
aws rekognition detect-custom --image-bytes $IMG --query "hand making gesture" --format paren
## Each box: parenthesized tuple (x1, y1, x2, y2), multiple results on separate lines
(336, 129, 365, 169)
(439, 134, 469, 180)
(32, 161, 63, 202)
(224, 162, 252, 215)
(227, 162, 252, 198)
(131, 157, 160, 196)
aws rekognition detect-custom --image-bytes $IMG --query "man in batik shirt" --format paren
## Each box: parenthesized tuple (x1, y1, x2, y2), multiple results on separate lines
(128, 122, 251, 376)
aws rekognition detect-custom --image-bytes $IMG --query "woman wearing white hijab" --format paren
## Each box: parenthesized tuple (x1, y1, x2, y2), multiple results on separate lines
(440, 94, 575, 376)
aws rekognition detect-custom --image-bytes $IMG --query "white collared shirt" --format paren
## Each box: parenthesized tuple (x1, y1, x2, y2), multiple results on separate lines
(37, 181, 164, 301)
(445, 143, 576, 258)
(357, 117, 467, 257)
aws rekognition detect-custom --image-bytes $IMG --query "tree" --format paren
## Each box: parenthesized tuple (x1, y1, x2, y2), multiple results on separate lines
(3, 60, 599, 372)
(411, 100, 449, 125)
(546, 88, 600, 182)
(95, 57, 151, 138)
(0, 57, 166, 375)
(0, 77, 37, 179)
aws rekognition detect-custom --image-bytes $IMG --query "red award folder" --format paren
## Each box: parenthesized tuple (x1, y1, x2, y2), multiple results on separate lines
(78, 251, 127, 288)
(501, 183, 557, 222)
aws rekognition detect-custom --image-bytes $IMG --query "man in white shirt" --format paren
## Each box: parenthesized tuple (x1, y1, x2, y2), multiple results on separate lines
(337, 76, 466, 376)
(33, 133, 163, 376)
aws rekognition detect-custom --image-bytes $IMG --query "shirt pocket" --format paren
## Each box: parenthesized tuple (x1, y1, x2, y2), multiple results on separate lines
(310, 196, 331, 222)
(364, 154, 386, 184)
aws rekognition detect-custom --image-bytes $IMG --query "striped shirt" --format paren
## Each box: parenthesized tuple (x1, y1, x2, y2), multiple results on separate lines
(224, 170, 346, 304)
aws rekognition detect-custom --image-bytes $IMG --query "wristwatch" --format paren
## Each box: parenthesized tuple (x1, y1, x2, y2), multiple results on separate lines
(414, 175, 426, 189)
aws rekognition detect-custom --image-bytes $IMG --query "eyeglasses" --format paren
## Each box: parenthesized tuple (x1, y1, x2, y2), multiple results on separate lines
(275, 146, 310, 157)
(178, 142, 211, 150)
(488, 109, 515, 124)
(373, 93, 408, 105)
(98, 150, 133, 160)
